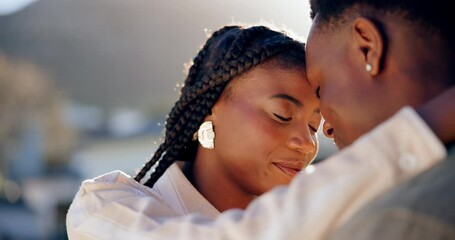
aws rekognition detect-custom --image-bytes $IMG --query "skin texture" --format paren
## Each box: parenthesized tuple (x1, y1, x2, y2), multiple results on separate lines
(192, 62, 321, 211)
(306, 13, 450, 148)
(417, 87, 455, 144)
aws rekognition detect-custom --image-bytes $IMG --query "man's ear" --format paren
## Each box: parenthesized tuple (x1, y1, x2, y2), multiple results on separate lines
(352, 17, 384, 76)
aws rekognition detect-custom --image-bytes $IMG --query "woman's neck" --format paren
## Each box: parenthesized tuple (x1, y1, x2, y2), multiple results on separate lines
(190, 155, 256, 212)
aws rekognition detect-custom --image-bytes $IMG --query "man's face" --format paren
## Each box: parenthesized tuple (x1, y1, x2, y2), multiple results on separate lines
(305, 18, 390, 149)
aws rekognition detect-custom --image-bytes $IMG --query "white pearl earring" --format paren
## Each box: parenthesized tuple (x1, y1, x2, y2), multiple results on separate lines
(365, 63, 372, 72)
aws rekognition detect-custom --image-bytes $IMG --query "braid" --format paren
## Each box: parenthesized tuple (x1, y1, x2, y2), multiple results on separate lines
(224, 26, 270, 62)
(181, 39, 298, 100)
(142, 96, 215, 186)
(144, 154, 175, 187)
(135, 27, 240, 183)
(185, 26, 238, 86)
(133, 143, 166, 182)
(166, 26, 237, 131)
(135, 24, 306, 188)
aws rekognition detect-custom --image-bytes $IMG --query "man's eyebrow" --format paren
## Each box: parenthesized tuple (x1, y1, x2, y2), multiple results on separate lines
(271, 94, 303, 107)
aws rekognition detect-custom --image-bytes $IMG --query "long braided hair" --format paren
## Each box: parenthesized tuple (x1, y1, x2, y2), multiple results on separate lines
(134, 25, 307, 188)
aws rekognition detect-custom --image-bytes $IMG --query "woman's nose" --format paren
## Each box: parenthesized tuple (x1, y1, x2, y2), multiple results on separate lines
(287, 128, 317, 154)
(323, 120, 334, 138)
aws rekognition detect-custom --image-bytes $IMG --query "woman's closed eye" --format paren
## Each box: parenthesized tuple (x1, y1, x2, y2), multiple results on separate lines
(274, 113, 319, 133)
(273, 113, 292, 122)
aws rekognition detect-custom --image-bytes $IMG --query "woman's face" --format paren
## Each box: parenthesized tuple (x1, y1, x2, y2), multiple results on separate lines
(207, 63, 321, 195)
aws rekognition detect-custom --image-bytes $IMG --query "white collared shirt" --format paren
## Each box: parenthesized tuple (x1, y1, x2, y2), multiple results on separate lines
(153, 163, 220, 218)
(66, 107, 447, 240)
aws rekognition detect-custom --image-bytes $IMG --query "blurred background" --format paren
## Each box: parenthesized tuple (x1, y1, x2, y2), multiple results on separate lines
(0, 0, 337, 239)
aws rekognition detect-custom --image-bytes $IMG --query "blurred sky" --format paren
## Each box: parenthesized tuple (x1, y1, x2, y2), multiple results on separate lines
(0, 0, 312, 116)
(0, 0, 37, 15)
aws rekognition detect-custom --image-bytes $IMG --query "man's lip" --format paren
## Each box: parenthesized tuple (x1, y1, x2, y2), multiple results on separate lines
(272, 162, 305, 177)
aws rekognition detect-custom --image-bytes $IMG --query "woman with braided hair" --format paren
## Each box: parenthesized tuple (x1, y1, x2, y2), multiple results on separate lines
(133, 24, 321, 210)
(67, 24, 321, 238)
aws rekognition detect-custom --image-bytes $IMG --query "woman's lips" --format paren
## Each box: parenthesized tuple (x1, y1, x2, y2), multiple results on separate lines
(273, 162, 304, 177)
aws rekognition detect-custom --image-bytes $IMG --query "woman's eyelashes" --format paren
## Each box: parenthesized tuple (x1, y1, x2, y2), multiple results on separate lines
(316, 86, 321, 98)
(272, 112, 319, 133)
(309, 125, 318, 132)
(273, 113, 292, 122)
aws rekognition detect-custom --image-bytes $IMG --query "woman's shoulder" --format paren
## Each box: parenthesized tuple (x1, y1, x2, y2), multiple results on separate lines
(81, 170, 152, 193)
(74, 170, 168, 205)
(66, 170, 182, 238)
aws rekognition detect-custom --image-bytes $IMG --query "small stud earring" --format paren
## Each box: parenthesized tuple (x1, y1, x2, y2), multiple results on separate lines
(194, 121, 215, 149)
(365, 63, 372, 72)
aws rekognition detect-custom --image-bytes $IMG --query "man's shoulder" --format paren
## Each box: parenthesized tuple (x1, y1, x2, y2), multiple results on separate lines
(330, 151, 455, 239)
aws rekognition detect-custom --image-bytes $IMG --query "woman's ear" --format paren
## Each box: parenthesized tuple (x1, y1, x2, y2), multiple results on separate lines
(352, 17, 384, 76)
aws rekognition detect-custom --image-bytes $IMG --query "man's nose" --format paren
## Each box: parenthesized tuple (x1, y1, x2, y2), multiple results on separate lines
(323, 120, 334, 138)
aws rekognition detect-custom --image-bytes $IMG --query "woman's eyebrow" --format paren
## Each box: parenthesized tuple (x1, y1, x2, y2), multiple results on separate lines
(270, 94, 303, 107)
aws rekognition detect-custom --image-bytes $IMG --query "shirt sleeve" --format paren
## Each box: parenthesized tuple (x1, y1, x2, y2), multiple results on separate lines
(66, 107, 447, 240)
